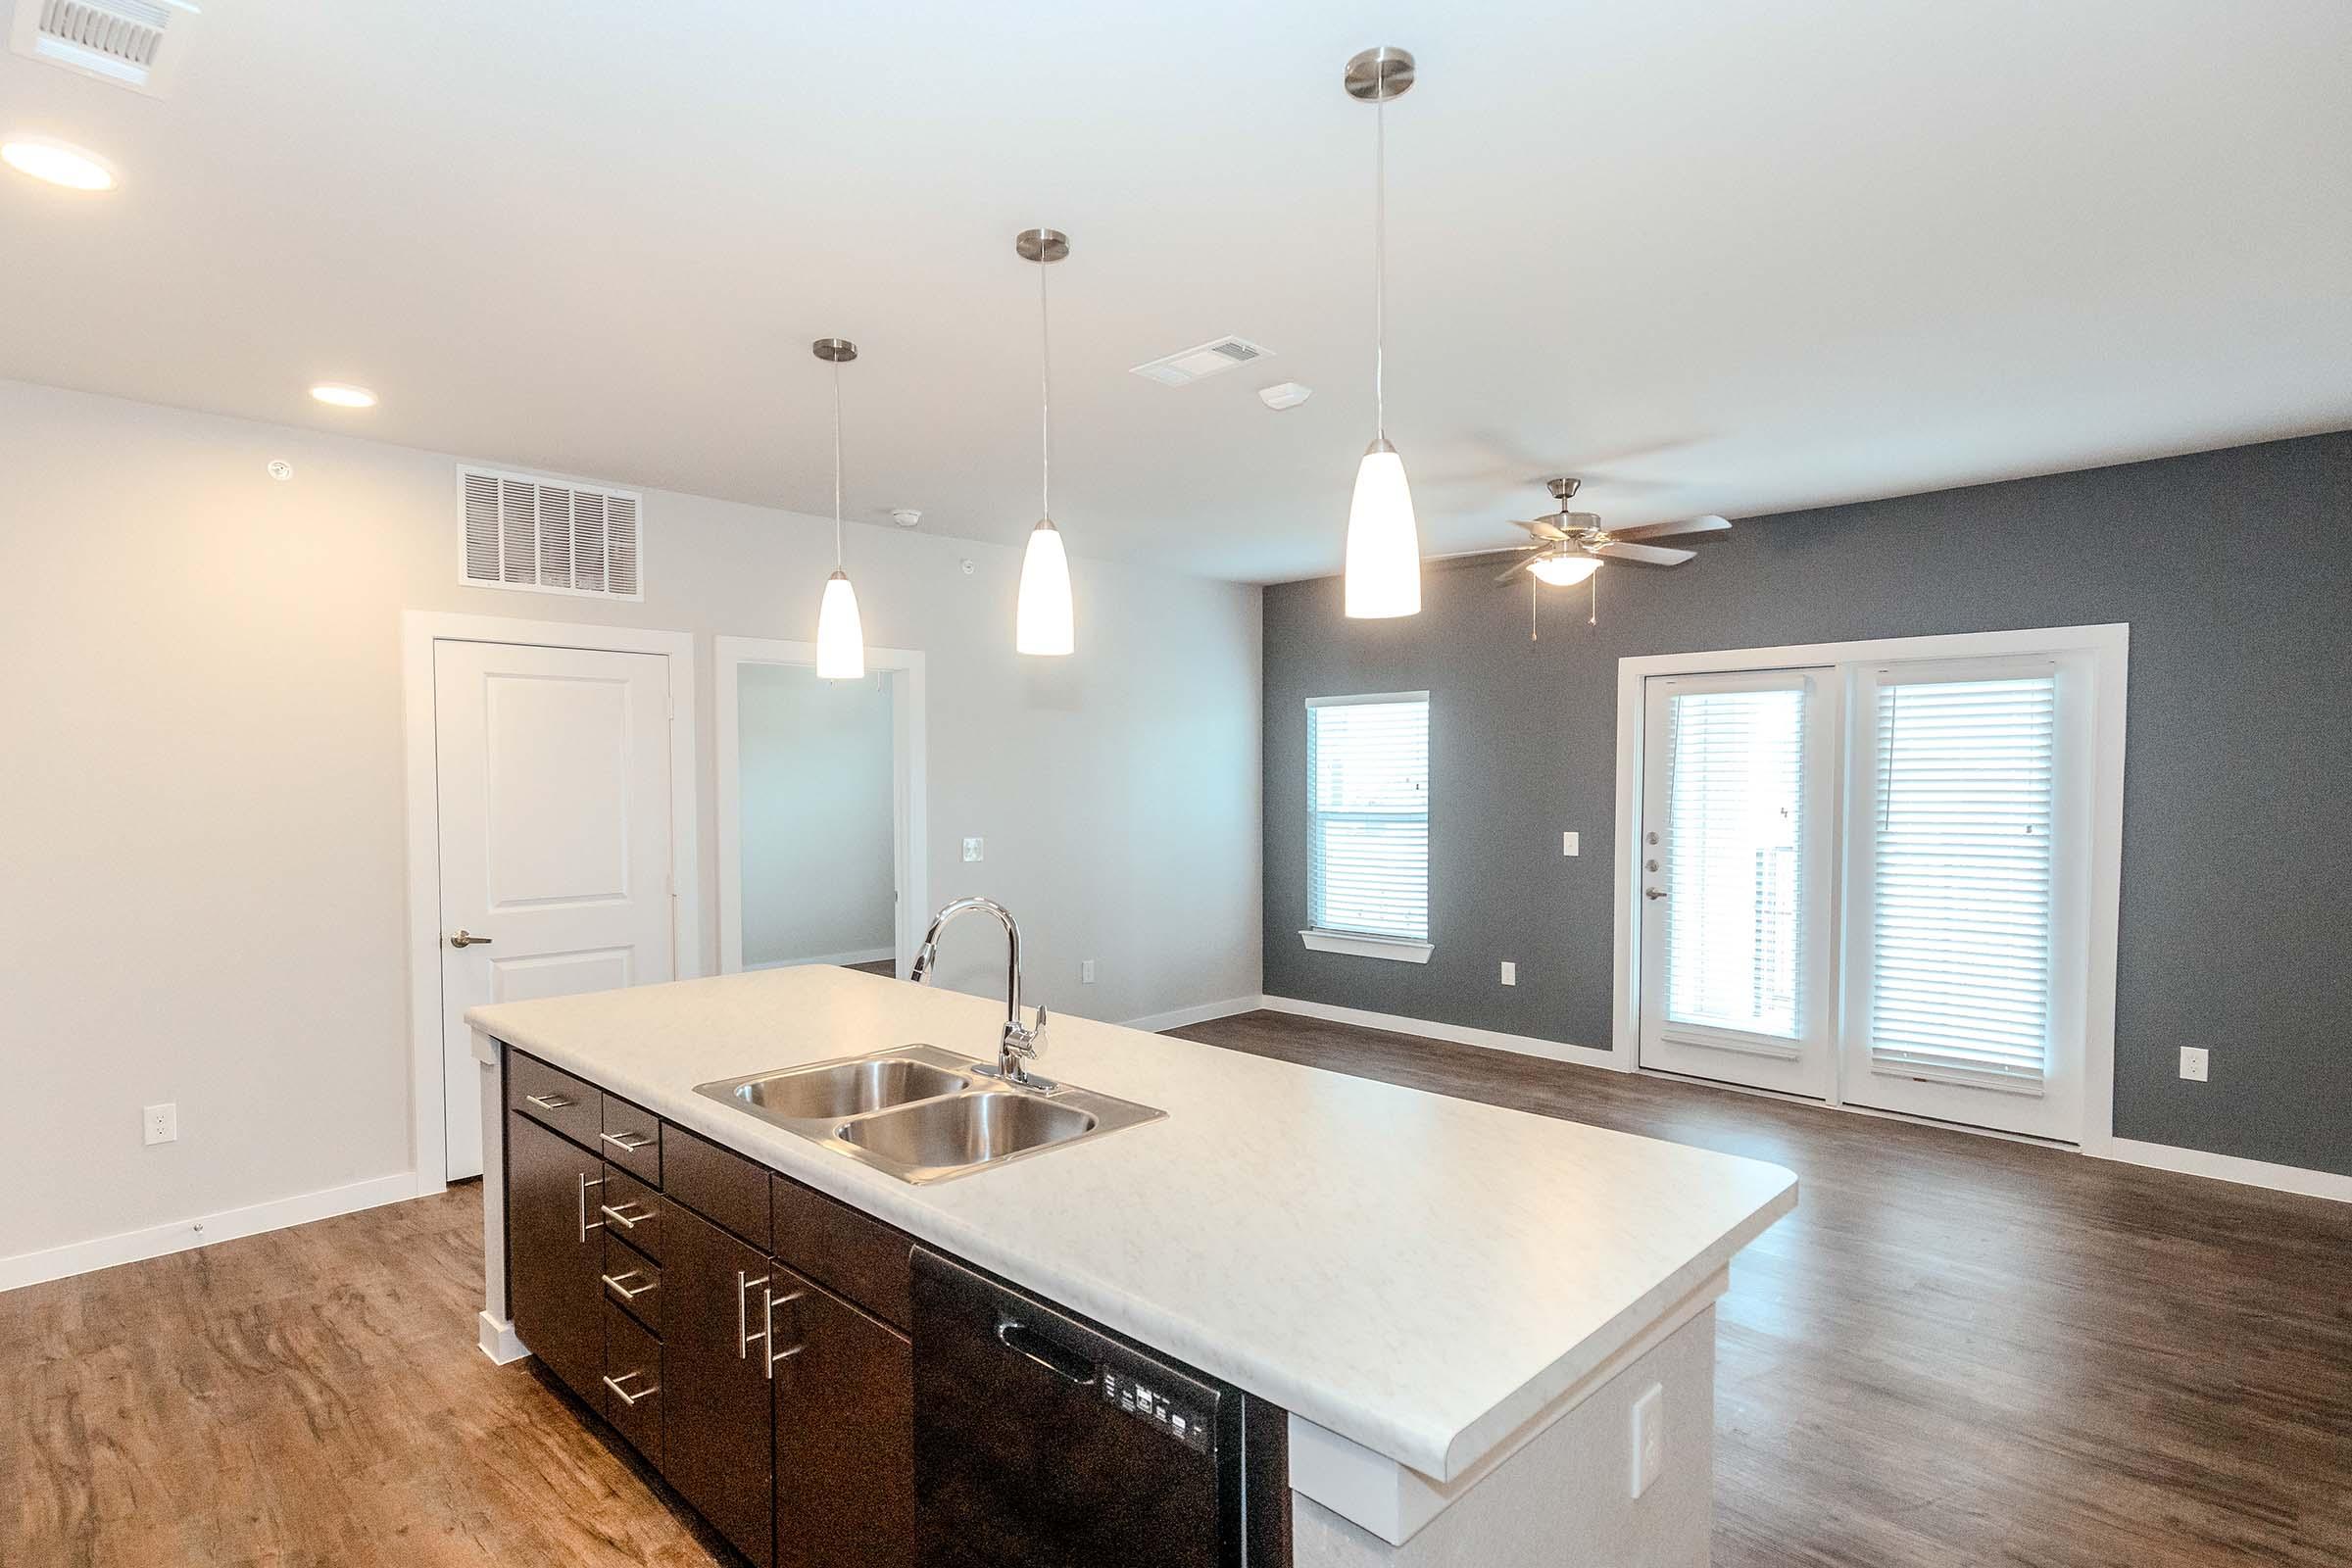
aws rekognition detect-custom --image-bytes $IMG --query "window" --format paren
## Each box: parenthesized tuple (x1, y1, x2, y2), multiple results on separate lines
(1302, 693, 1432, 961)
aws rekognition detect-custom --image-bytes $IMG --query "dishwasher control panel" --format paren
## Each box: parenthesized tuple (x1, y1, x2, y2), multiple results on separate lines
(1102, 1367, 1212, 1453)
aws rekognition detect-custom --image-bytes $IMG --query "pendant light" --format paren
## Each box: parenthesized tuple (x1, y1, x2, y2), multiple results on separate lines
(1014, 226, 1075, 656)
(1342, 45, 1421, 619)
(811, 337, 865, 680)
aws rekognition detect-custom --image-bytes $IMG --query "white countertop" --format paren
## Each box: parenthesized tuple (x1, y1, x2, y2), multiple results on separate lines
(469, 966, 1795, 1485)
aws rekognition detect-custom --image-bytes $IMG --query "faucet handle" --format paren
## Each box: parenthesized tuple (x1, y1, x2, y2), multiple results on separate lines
(1029, 1003, 1050, 1054)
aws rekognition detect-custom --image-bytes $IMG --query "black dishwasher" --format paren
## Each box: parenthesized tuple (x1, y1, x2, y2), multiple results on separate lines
(911, 1248, 1257, 1568)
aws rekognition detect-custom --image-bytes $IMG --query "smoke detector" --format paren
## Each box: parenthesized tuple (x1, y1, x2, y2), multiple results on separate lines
(1129, 335, 1272, 387)
(891, 508, 922, 529)
(12, 0, 201, 96)
(1257, 382, 1313, 411)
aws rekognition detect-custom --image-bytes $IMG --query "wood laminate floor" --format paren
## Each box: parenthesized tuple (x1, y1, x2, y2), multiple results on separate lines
(5, 1010, 2346, 1566)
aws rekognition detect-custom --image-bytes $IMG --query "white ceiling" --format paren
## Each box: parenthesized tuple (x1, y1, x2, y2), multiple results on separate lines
(4, 1, 2348, 582)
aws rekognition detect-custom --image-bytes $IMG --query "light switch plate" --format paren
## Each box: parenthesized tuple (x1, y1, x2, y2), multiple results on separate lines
(144, 1102, 177, 1146)
(1562, 831, 1580, 857)
(1630, 1382, 1664, 1498)
(961, 836, 984, 863)
(1499, 961, 1517, 986)
(1081, 958, 1097, 984)
(2180, 1046, 2209, 1082)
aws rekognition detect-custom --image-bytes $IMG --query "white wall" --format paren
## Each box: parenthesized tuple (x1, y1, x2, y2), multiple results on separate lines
(0, 378, 1263, 1271)
(738, 664, 897, 966)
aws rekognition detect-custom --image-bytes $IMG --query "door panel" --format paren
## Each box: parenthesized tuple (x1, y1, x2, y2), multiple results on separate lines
(776, 1268, 914, 1568)
(662, 1204, 776, 1568)
(507, 1112, 606, 1401)
(1638, 669, 1839, 1099)
(436, 641, 674, 1179)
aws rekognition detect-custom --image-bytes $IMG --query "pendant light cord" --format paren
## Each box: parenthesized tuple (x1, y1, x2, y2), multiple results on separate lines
(1374, 97, 1387, 442)
(831, 358, 845, 568)
(1040, 247, 1053, 519)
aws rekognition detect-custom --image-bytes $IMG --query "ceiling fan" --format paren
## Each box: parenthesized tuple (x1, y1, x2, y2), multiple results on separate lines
(1494, 477, 1731, 586)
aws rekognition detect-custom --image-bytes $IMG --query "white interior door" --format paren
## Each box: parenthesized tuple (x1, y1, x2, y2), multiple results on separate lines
(1638, 669, 1839, 1098)
(1838, 655, 2088, 1139)
(434, 641, 675, 1179)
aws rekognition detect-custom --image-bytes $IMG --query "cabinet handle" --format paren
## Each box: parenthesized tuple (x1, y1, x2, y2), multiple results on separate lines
(524, 1093, 574, 1110)
(601, 1270, 657, 1300)
(737, 1271, 772, 1359)
(599, 1201, 653, 1231)
(762, 1286, 808, 1378)
(602, 1371, 659, 1407)
(600, 1130, 656, 1153)
(577, 1173, 606, 1243)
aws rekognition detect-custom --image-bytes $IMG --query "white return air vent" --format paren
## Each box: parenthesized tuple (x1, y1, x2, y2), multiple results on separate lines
(460, 467, 643, 602)
(1129, 335, 1273, 387)
(11, 0, 201, 96)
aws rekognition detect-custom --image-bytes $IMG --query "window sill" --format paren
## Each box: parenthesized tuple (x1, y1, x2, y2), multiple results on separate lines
(1298, 929, 1434, 964)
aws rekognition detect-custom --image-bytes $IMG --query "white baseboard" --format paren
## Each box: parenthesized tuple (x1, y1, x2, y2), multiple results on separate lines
(2103, 1138, 2352, 1204)
(479, 1311, 529, 1364)
(1257, 996, 1623, 1072)
(0, 1171, 419, 1295)
(749, 946, 896, 971)
(1120, 996, 1264, 1034)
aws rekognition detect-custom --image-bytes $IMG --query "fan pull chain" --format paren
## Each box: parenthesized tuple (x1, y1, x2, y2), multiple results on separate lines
(1531, 572, 1539, 641)
(1589, 567, 1599, 626)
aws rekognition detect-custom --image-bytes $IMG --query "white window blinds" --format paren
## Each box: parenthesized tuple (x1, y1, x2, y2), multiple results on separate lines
(1307, 694, 1430, 942)
(1866, 672, 2057, 1093)
(1663, 686, 1807, 1041)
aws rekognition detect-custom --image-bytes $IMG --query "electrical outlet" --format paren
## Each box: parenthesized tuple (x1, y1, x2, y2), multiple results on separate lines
(2180, 1047, 2209, 1082)
(961, 836, 984, 863)
(143, 1102, 177, 1146)
(1630, 1382, 1665, 1498)
(1081, 958, 1097, 984)
(1499, 961, 1517, 986)
(1562, 831, 1580, 857)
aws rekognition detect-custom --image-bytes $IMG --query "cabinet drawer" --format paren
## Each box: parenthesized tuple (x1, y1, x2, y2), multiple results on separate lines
(601, 1301, 662, 1467)
(598, 1095, 663, 1187)
(596, 1166, 664, 1260)
(663, 1123, 771, 1248)
(509, 1052, 602, 1151)
(773, 1176, 912, 1331)
(601, 1234, 662, 1336)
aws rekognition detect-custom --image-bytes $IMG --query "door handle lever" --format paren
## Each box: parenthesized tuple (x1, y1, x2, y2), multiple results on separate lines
(1643, 887, 1668, 901)
(448, 929, 494, 948)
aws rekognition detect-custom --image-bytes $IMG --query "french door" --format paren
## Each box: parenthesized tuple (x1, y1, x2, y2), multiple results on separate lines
(1637, 669, 1840, 1099)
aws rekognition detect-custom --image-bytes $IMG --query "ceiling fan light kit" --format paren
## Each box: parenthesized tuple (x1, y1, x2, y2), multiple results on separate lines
(811, 336, 866, 681)
(1496, 475, 1733, 626)
(1342, 45, 1423, 620)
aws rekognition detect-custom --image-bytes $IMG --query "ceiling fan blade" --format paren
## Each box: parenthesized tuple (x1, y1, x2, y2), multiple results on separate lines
(1593, 541, 1696, 566)
(1494, 556, 1538, 583)
(1510, 516, 1571, 541)
(1610, 514, 1731, 542)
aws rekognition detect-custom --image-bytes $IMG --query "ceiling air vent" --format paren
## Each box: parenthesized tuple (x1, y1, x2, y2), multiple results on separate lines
(460, 467, 643, 602)
(11, 0, 201, 96)
(1129, 336, 1273, 387)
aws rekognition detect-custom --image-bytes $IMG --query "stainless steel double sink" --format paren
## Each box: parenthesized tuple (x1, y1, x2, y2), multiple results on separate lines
(694, 1045, 1163, 1185)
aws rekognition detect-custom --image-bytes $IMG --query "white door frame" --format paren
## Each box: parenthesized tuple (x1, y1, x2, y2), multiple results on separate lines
(401, 611, 702, 1197)
(713, 635, 927, 977)
(1611, 622, 2129, 1152)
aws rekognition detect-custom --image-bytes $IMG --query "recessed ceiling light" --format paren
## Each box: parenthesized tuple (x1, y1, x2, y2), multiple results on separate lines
(310, 382, 378, 409)
(1, 135, 119, 192)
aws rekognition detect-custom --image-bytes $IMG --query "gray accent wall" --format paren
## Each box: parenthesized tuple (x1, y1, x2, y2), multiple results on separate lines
(1262, 432, 2352, 1178)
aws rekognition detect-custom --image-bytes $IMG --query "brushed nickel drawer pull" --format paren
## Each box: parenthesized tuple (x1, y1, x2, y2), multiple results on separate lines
(601, 1270, 657, 1300)
(737, 1271, 772, 1358)
(524, 1093, 574, 1110)
(761, 1286, 808, 1379)
(599, 1201, 653, 1230)
(577, 1174, 606, 1243)
(602, 1371, 659, 1407)
(600, 1130, 656, 1153)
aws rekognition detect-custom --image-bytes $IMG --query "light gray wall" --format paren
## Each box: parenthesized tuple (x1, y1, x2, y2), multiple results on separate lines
(0, 377, 1262, 1267)
(1262, 433, 2352, 1178)
(738, 664, 897, 966)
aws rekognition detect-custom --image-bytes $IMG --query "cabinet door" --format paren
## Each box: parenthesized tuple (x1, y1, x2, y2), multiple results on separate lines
(775, 1269, 914, 1568)
(663, 1203, 776, 1568)
(507, 1111, 605, 1400)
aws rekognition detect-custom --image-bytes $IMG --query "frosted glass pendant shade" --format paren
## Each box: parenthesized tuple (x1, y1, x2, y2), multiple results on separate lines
(1528, 554, 1600, 587)
(1344, 442, 1421, 618)
(1016, 519, 1074, 656)
(815, 569, 865, 679)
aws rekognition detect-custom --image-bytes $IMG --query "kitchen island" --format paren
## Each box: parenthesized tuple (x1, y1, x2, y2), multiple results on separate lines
(469, 965, 1795, 1566)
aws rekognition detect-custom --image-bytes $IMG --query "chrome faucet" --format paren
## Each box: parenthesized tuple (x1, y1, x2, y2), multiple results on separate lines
(907, 897, 1051, 1087)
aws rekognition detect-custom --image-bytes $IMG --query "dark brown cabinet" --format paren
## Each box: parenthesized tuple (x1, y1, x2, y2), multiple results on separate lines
(507, 1110, 607, 1401)
(774, 1266, 915, 1568)
(662, 1202, 778, 1568)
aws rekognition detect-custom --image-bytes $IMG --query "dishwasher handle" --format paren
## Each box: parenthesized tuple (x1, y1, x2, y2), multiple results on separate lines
(998, 1318, 1099, 1387)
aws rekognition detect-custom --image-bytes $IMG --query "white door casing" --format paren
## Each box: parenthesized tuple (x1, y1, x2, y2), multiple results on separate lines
(432, 640, 675, 1179)
(1637, 668, 1840, 1100)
